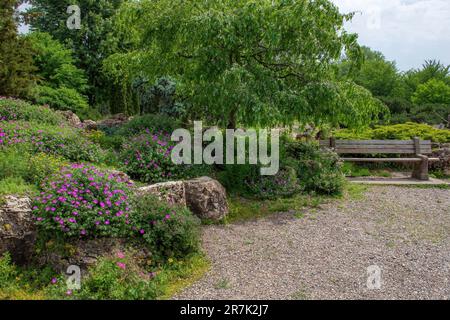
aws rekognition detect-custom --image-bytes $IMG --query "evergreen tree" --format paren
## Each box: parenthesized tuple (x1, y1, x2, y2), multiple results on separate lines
(0, 0, 36, 97)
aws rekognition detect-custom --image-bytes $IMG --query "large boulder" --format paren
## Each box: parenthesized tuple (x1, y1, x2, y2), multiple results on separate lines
(56, 110, 82, 127)
(97, 113, 130, 129)
(137, 181, 186, 207)
(0, 196, 36, 265)
(82, 119, 98, 131)
(183, 177, 229, 222)
(137, 177, 229, 222)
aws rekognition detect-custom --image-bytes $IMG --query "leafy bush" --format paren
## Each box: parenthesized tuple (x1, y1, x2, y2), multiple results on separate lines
(0, 253, 17, 289)
(27, 153, 68, 186)
(410, 104, 449, 125)
(0, 121, 106, 163)
(119, 132, 182, 183)
(246, 166, 300, 199)
(65, 255, 159, 300)
(0, 148, 29, 180)
(115, 113, 182, 137)
(130, 195, 201, 263)
(29, 85, 89, 114)
(0, 177, 37, 198)
(284, 141, 345, 195)
(0, 97, 64, 125)
(32, 164, 134, 238)
(334, 123, 450, 143)
(219, 164, 300, 199)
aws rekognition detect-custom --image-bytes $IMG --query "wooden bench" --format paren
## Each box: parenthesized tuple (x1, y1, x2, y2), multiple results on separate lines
(319, 137, 439, 180)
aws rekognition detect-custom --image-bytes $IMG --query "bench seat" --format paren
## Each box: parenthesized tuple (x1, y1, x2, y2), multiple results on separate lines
(341, 157, 440, 163)
(319, 137, 437, 180)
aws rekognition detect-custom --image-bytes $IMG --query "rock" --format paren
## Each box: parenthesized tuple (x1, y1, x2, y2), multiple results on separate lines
(82, 119, 97, 131)
(0, 196, 36, 265)
(97, 113, 130, 129)
(183, 177, 229, 222)
(137, 181, 186, 207)
(36, 238, 152, 275)
(430, 146, 450, 174)
(56, 110, 82, 127)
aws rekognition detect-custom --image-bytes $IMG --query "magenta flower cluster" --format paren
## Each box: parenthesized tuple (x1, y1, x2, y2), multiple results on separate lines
(120, 131, 181, 183)
(32, 163, 134, 238)
(0, 122, 104, 162)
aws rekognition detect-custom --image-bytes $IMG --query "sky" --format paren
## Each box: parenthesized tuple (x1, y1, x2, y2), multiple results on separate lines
(18, 1, 450, 71)
(331, 0, 450, 71)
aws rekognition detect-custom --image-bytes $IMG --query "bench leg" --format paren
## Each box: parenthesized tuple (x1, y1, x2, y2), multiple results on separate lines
(412, 155, 429, 180)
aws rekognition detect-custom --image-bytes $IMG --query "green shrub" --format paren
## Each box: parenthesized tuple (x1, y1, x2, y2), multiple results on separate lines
(246, 166, 301, 199)
(29, 85, 89, 115)
(119, 132, 183, 183)
(0, 148, 29, 179)
(334, 123, 450, 143)
(0, 121, 106, 163)
(219, 163, 300, 199)
(115, 113, 182, 137)
(130, 195, 201, 263)
(27, 153, 68, 185)
(33, 163, 134, 239)
(284, 141, 345, 195)
(0, 97, 63, 125)
(0, 253, 18, 289)
(0, 177, 37, 198)
(47, 254, 159, 300)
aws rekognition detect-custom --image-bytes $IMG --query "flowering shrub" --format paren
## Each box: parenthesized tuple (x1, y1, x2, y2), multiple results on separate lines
(0, 97, 63, 125)
(246, 166, 301, 199)
(119, 132, 182, 183)
(32, 164, 134, 238)
(0, 121, 105, 163)
(130, 195, 201, 263)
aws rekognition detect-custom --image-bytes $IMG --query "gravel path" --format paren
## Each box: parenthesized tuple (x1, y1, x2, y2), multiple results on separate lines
(174, 186, 450, 300)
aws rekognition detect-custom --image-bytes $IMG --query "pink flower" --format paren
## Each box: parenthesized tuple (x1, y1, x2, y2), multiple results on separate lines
(116, 251, 125, 259)
(51, 278, 58, 284)
(66, 290, 73, 296)
(139, 229, 145, 235)
(116, 262, 126, 270)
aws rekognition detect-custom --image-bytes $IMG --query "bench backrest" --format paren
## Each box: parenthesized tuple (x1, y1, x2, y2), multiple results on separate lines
(319, 138, 432, 155)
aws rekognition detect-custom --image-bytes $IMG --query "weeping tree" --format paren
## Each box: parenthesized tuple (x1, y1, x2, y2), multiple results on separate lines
(104, 0, 386, 128)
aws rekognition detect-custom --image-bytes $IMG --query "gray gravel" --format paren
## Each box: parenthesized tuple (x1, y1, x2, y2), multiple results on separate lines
(174, 186, 450, 300)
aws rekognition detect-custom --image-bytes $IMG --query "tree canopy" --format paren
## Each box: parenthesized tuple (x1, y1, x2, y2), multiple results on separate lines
(104, 0, 385, 128)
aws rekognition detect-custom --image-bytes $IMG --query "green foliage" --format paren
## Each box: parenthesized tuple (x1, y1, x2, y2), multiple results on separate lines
(27, 0, 130, 111)
(29, 85, 89, 114)
(61, 256, 159, 300)
(115, 113, 182, 137)
(105, 0, 384, 128)
(26, 32, 89, 92)
(0, 0, 36, 97)
(412, 79, 450, 105)
(119, 132, 182, 183)
(349, 47, 402, 98)
(0, 148, 29, 180)
(130, 195, 201, 263)
(284, 141, 345, 195)
(132, 77, 186, 118)
(0, 97, 64, 125)
(410, 103, 449, 125)
(0, 177, 37, 198)
(334, 123, 450, 143)
(219, 164, 300, 199)
(0, 121, 106, 163)
(33, 164, 134, 239)
(27, 153, 68, 185)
